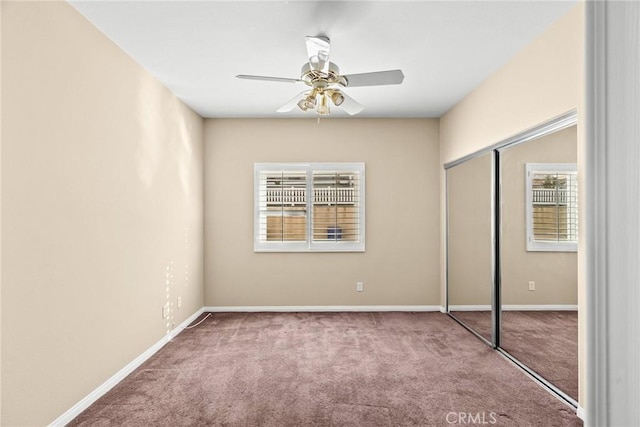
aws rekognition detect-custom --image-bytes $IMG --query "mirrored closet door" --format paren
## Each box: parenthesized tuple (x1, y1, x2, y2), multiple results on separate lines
(446, 152, 494, 345)
(445, 111, 578, 407)
(498, 123, 578, 404)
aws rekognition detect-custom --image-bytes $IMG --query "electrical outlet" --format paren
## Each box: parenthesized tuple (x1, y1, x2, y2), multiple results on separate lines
(177, 297, 182, 308)
(528, 281, 536, 291)
(162, 304, 170, 319)
(356, 281, 364, 292)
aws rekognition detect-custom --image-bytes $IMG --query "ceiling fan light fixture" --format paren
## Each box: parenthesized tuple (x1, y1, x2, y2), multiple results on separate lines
(317, 94, 330, 115)
(330, 90, 345, 106)
(297, 98, 309, 112)
(304, 95, 317, 109)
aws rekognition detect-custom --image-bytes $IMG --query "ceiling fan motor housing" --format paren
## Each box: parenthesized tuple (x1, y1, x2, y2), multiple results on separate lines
(301, 62, 347, 88)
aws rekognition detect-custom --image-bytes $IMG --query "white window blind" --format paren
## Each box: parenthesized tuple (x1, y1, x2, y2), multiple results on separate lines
(258, 169, 308, 244)
(255, 163, 365, 252)
(526, 163, 578, 252)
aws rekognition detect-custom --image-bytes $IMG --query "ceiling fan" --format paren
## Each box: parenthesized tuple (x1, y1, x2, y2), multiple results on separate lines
(236, 35, 405, 116)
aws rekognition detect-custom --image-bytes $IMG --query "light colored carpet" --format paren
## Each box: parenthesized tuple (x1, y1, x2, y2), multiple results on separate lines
(71, 312, 581, 426)
(451, 310, 578, 401)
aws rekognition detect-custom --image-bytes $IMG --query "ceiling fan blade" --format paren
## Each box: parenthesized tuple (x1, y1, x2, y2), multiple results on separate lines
(305, 35, 330, 73)
(236, 74, 302, 84)
(343, 70, 405, 87)
(276, 91, 308, 113)
(337, 91, 364, 116)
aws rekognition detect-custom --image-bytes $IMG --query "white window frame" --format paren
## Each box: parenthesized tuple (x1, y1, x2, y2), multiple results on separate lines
(254, 162, 365, 252)
(525, 163, 578, 252)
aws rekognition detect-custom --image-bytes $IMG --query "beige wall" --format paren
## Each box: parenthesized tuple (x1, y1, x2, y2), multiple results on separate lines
(501, 126, 577, 306)
(204, 118, 440, 307)
(1, 2, 204, 425)
(440, 2, 584, 405)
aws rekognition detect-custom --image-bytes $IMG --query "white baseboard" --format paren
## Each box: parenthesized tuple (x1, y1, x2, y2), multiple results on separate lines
(167, 307, 206, 338)
(49, 308, 205, 427)
(204, 305, 442, 312)
(577, 405, 585, 420)
(503, 304, 577, 311)
(448, 305, 491, 311)
(448, 304, 578, 311)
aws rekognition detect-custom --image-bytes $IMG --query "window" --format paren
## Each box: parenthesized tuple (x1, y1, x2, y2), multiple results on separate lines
(526, 163, 578, 252)
(254, 163, 365, 252)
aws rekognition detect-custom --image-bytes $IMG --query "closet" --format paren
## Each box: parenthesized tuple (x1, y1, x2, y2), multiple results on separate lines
(445, 111, 579, 406)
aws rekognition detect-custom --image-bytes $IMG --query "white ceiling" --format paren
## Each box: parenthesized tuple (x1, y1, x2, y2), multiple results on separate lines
(68, 0, 577, 119)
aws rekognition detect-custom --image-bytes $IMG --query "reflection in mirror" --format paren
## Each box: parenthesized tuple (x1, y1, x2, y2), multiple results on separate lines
(499, 125, 578, 402)
(447, 152, 493, 343)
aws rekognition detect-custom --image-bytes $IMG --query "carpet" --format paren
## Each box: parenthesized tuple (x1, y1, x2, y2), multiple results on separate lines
(450, 310, 578, 402)
(71, 312, 580, 426)
(450, 310, 492, 341)
(501, 311, 578, 402)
